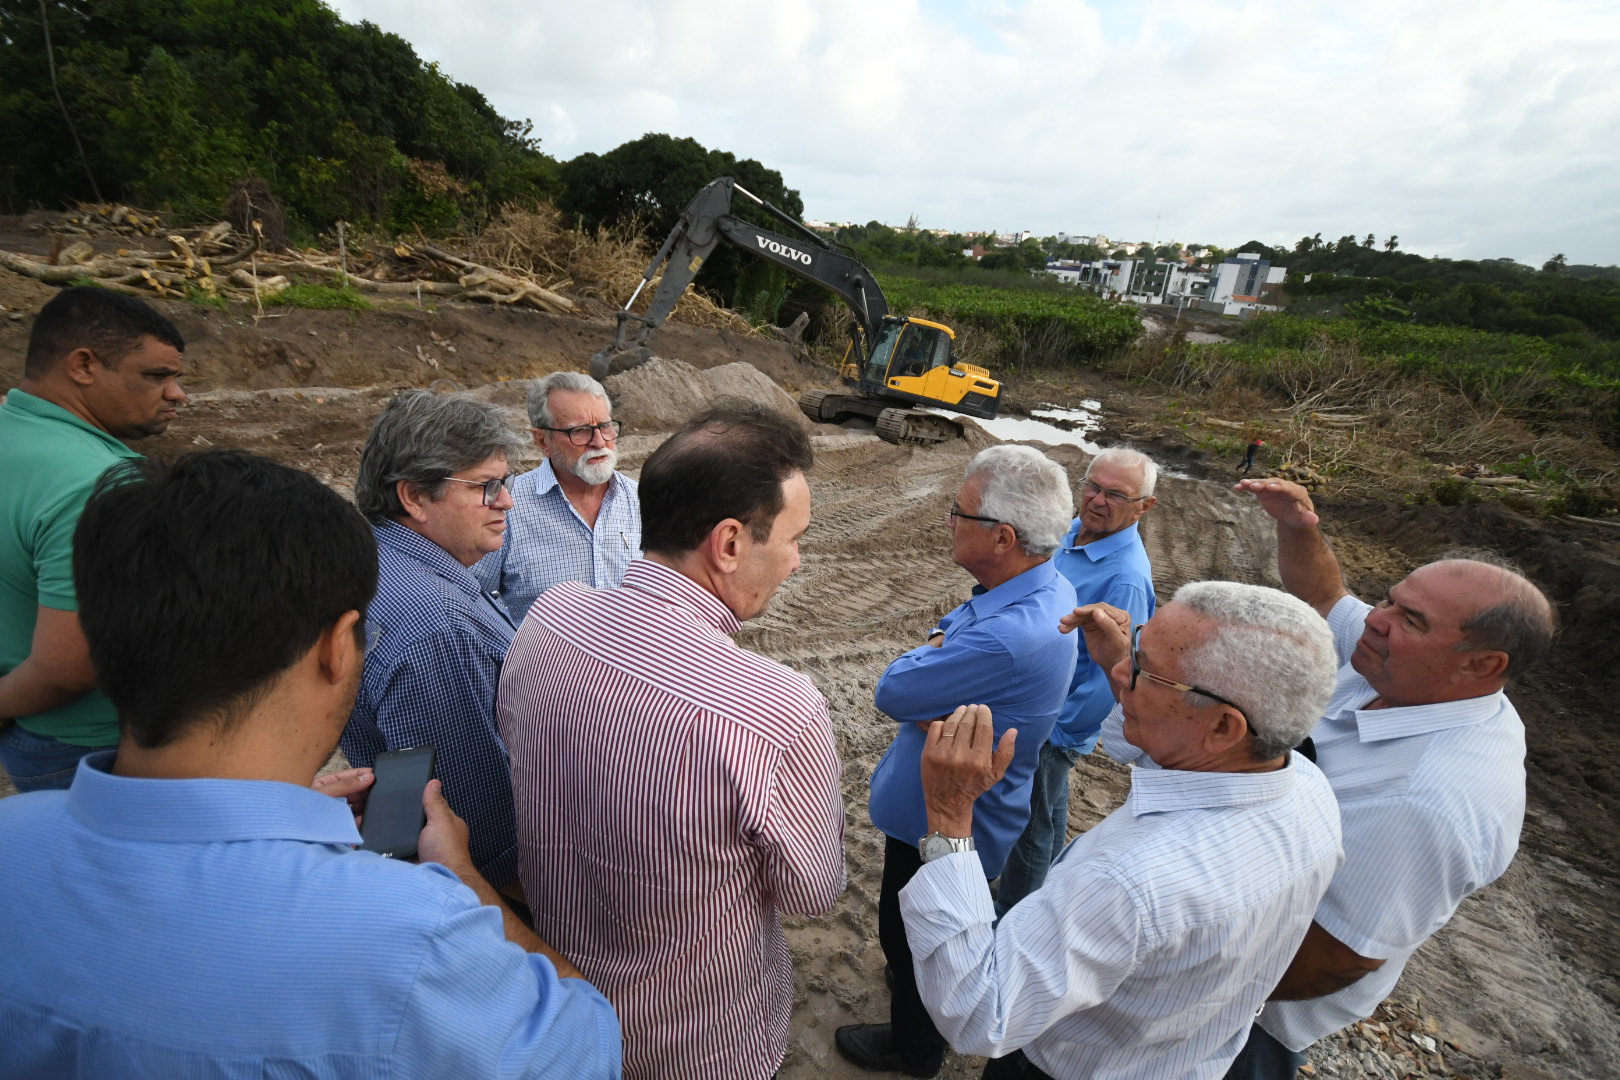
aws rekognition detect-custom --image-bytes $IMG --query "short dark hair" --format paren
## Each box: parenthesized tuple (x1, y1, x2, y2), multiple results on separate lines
(639, 400, 813, 555)
(24, 285, 184, 377)
(354, 390, 526, 521)
(73, 451, 378, 748)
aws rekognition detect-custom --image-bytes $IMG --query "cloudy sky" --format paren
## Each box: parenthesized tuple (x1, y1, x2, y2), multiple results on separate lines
(326, 0, 1619, 266)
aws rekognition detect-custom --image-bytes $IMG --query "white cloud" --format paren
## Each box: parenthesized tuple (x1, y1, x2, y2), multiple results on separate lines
(328, 0, 1620, 264)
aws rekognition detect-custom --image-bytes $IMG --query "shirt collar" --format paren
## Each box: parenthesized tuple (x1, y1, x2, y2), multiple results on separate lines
(1345, 688, 1507, 743)
(3, 387, 139, 457)
(373, 519, 483, 598)
(1126, 755, 1306, 816)
(528, 458, 562, 496)
(620, 559, 742, 635)
(1063, 519, 1141, 562)
(966, 559, 1059, 618)
(67, 751, 362, 846)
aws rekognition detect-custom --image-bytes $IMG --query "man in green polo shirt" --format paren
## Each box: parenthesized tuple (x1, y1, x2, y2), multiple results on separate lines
(1, 286, 187, 791)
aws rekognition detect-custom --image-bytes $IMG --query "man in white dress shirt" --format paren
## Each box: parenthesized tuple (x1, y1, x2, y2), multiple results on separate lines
(1224, 478, 1557, 1079)
(900, 581, 1345, 1079)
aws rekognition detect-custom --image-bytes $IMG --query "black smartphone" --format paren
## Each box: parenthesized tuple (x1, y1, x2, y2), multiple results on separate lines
(359, 745, 437, 860)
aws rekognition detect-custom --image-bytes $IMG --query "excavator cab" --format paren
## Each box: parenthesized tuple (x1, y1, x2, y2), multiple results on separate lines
(855, 317, 1000, 420)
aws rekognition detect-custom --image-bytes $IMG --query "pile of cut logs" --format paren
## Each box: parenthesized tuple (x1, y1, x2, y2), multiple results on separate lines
(0, 208, 575, 315)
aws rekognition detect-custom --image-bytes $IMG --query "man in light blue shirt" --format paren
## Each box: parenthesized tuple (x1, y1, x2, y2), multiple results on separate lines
(1225, 478, 1555, 1080)
(0, 450, 620, 1078)
(838, 445, 1078, 1078)
(477, 372, 641, 623)
(998, 447, 1158, 913)
(901, 582, 1344, 1080)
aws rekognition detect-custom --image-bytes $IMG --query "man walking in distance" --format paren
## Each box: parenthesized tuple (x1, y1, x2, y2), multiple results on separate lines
(497, 402, 844, 1080)
(0, 451, 620, 1076)
(477, 371, 641, 622)
(0, 286, 186, 791)
(838, 445, 1079, 1078)
(997, 447, 1158, 914)
(1224, 477, 1556, 1080)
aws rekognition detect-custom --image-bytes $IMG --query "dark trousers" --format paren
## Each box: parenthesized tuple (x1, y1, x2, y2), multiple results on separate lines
(879, 835, 948, 1074)
(982, 1049, 1056, 1079)
(1223, 1022, 1307, 1080)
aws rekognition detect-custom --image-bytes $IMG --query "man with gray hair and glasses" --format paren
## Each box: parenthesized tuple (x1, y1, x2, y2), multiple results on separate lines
(343, 390, 527, 888)
(999, 446, 1159, 914)
(477, 370, 641, 623)
(1224, 478, 1557, 1080)
(897, 581, 1343, 1079)
(838, 445, 1080, 1077)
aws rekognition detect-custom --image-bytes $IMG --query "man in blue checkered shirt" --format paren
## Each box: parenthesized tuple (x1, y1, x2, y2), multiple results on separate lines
(477, 372, 641, 624)
(343, 391, 527, 888)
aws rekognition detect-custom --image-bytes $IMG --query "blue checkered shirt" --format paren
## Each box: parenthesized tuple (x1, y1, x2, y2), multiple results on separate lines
(343, 521, 520, 886)
(475, 459, 641, 623)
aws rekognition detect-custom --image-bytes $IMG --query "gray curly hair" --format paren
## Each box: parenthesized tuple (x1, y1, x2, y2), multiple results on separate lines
(964, 445, 1075, 558)
(356, 390, 526, 521)
(1172, 581, 1339, 760)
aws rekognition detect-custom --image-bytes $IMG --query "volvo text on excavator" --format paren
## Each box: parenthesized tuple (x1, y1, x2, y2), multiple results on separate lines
(589, 177, 1001, 445)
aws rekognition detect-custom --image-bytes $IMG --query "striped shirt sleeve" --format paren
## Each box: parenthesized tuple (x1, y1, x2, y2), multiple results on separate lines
(757, 703, 846, 914)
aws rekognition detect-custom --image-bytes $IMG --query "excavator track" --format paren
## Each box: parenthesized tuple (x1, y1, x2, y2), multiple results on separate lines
(798, 389, 838, 424)
(875, 408, 961, 446)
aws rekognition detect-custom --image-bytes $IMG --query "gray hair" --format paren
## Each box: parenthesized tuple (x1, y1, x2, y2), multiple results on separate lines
(1172, 581, 1339, 760)
(1086, 445, 1158, 498)
(965, 445, 1075, 558)
(1432, 553, 1557, 680)
(527, 371, 610, 429)
(356, 390, 526, 521)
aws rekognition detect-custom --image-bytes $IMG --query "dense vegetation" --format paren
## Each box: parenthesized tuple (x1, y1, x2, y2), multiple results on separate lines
(879, 276, 1140, 370)
(1229, 236, 1620, 367)
(0, 0, 564, 235)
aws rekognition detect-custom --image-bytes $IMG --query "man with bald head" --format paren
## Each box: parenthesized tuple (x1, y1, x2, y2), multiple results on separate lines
(1225, 478, 1557, 1080)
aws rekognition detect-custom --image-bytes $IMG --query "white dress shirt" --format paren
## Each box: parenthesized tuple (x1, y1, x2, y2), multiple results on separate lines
(901, 709, 1343, 1079)
(1258, 595, 1526, 1050)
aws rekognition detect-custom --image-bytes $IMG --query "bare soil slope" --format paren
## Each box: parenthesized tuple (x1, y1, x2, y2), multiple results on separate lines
(1, 274, 1615, 1079)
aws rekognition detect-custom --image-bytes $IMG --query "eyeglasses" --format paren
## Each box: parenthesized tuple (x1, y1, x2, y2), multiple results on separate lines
(1081, 478, 1149, 506)
(541, 420, 622, 446)
(1129, 623, 1249, 719)
(948, 501, 1003, 527)
(364, 620, 383, 653)
(441, 473, 514, 507)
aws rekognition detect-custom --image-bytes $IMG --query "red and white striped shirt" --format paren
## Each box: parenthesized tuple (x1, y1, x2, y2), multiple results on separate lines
(497, 559, 846, 1080)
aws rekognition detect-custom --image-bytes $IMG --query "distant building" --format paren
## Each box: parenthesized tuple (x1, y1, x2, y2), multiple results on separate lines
(1200, 253, 1286, 315)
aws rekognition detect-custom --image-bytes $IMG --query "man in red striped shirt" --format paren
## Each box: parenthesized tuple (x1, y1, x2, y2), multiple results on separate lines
(497, 401, 846, 1079)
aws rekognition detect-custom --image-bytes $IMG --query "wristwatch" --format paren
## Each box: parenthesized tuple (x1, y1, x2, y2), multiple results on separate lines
(919, 832, 976, 863)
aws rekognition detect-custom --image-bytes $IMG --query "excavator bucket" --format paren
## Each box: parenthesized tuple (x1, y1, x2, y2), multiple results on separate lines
(588, 343, 651, 382)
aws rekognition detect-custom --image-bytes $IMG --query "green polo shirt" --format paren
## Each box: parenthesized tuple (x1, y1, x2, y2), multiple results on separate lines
(0, 388, 140, 746)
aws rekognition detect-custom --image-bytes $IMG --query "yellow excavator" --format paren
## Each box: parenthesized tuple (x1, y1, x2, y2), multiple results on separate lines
(590, 177, 1001, 444)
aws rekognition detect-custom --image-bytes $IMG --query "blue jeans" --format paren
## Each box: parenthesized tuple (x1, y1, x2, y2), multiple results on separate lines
(996, 742, 1081, 915)
(0, 724, 113, 792)
(1223, 1022, 1307, 1080)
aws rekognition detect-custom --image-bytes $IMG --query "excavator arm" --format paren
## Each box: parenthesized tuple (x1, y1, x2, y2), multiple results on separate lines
(592, 177, 890, 378)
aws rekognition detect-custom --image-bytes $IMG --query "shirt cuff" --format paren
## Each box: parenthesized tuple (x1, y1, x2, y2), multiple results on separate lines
(899, 850, 995, 959)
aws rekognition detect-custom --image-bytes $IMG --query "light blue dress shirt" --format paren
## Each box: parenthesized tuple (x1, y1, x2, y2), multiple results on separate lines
(0, 751, 621, 1078)
(475, 459, 641, 623)
(1049, 519, 1156, 752)
(1258, 595, 1526, 1051)
(868, 560, 1078, 878)
(901, 710, 1343, 1080)
(343, 520, 519, 885)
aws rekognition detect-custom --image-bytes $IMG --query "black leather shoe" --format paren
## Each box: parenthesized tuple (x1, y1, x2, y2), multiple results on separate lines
(834, 1023, 940, 1078)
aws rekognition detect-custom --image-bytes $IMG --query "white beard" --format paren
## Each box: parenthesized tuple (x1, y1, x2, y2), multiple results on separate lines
(568, 448, 617, 487)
